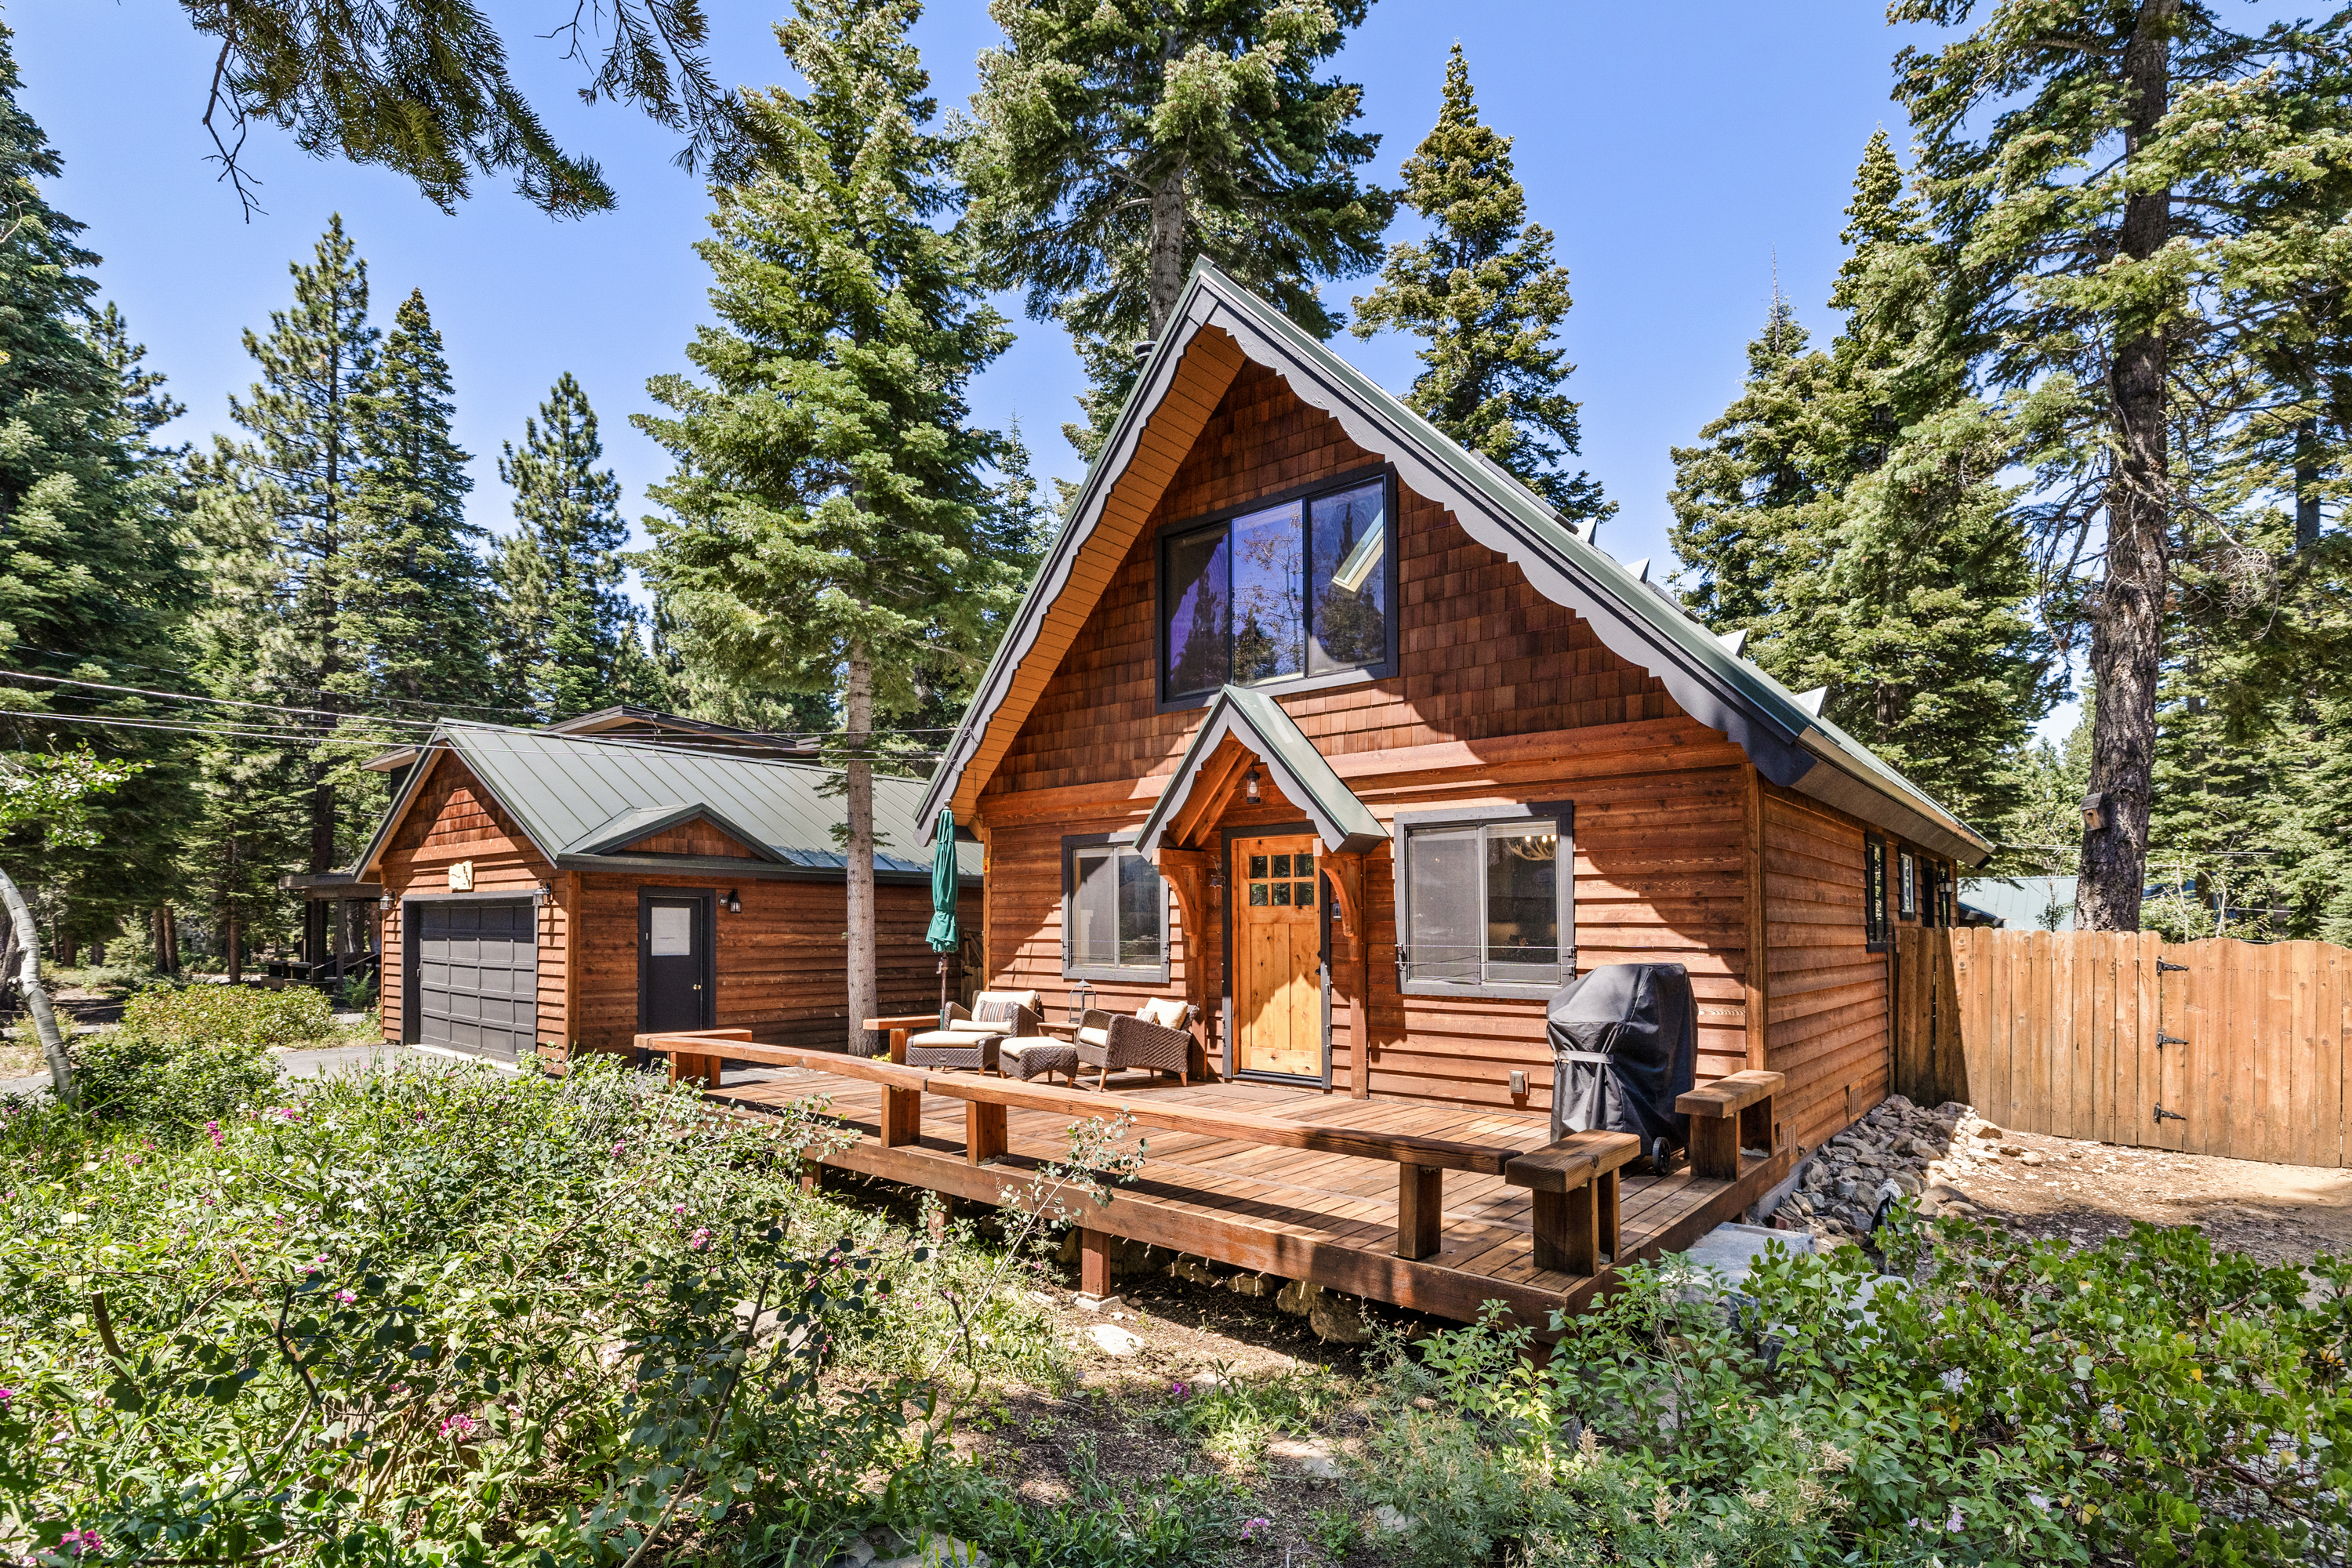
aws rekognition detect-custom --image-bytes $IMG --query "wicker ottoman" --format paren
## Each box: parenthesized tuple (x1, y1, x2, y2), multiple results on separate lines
(1000, 1036, 1079, 1084)
(903, 1030, 1003, 1073)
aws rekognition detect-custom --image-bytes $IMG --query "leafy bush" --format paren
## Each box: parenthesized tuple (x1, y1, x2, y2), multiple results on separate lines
(66, 1029, 281, 1129)
(119, 983, 334, 1050)
(1354, 1213, 2352, 1568)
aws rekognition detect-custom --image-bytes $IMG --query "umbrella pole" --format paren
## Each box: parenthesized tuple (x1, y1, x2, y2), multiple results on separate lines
(938, 953, 949, 1018)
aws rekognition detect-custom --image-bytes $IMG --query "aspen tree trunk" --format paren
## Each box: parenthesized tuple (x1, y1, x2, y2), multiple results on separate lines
(0, 867, 74, 1107)
(2078, 0, 2177, 933)
(844, 643, 878, 1054)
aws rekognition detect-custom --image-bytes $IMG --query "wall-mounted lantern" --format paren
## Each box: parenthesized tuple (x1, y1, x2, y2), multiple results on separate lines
(1243, 768, 1261, 804)
(723, 889, 742, 914)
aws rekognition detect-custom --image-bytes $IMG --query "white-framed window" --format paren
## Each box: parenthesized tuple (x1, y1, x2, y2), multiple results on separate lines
(1394, 804, 1573, 999)
(1062, 837, 1169, 982)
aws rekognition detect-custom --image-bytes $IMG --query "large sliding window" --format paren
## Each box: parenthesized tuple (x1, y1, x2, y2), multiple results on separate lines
(1160, 470, 1393, 702)
(1395, 804, 1574, 999)
(1062, 837, 1170, 982)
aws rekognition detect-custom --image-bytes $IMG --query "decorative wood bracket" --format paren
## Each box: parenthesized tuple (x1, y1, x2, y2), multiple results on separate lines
(1314, 846, 1365, 938)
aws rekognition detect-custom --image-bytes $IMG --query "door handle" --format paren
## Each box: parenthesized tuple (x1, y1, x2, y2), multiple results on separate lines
(691, 983, 702, 990)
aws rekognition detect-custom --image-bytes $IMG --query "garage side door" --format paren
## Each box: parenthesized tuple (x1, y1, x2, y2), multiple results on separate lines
(415, 900, 537, 1062)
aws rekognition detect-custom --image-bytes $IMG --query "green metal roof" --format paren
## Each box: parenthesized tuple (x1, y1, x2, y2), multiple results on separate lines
(1136, 685, 1388, 855)
(921, 262, 1991, 866)
(358, 721, 981, 882)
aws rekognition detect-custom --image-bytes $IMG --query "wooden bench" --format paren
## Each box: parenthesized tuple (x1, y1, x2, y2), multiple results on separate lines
(1675, 1069, 1784, 1179)
(1504, 1130, 1642, 1276)
(641, 1026, 1520, 1261)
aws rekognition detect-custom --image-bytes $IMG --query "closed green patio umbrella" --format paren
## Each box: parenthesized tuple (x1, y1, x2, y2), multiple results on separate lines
(927, 808, 959, 1020)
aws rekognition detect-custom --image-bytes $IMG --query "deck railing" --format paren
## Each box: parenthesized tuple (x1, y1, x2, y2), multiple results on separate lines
(636, 1023, 1517, 1263)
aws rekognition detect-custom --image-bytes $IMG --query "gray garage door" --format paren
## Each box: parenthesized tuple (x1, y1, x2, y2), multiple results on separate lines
(414, 900, 537, 1062)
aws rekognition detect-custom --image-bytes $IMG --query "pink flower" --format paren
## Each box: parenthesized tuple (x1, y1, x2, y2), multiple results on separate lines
(206, 1120, 223, 1148)
(1241, 1518, 1271, 1541)
(672, 1203, 688, 1216)
(1170, 1381, 1189, 1398)
(610, 1142, 626, 1157)
(688, 1228, 711, 1250)
(334, 1289, 357, 1305)
(0, 1386, 13, 1402)
(58, 1528, 104, 1555)
(439, 1413, 478, 1439)
(303, 1256, 325, 1276)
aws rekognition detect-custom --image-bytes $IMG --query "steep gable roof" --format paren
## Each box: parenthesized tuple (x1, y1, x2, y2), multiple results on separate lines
(1137, 685, 1386, 855)
(357, 721, 981, 883)
(921, 263, 1991, 866)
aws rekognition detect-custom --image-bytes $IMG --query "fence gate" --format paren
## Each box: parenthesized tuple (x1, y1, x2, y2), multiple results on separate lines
(1892, 928, 2351, 1168)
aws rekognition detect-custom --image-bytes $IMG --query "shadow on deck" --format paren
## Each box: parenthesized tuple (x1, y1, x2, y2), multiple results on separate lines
(707, 1065, 1791, 1327)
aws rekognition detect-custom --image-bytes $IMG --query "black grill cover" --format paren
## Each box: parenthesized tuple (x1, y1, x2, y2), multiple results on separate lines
(1548, 963, 1697, 1148)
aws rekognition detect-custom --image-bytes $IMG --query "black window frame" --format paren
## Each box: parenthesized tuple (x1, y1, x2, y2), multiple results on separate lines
(1061, 833, 1171, 984)
(1864, 835, 1890, 951)
(1896, 848, 1919, 920)
(1154, 463, 1400, 712)
(1392, 801, 1576, 1001)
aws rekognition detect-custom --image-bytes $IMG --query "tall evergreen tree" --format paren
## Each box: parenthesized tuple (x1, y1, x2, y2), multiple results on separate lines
(491, 374, 653, 718)
(1670, 132, 2052, 832)
(350, 289, 492, 720)
(637, 0, 1022, 1048)
(0, 23, 196, 955)
(960, 0, 1393, 451)
(1351, 45, 1606, 522)
(190, 217, 383, 962)
(1891, 0, 2352, 928)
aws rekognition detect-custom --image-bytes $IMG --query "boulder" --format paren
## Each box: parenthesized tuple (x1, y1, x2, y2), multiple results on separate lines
(1308, 1290, 1371, 1345)
(1088, 1323, 1141, 1356)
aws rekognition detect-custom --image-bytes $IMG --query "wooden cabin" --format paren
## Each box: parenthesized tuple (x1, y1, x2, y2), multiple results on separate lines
(917, 263, 1989, 1160)
(352, 721, 978, 1065)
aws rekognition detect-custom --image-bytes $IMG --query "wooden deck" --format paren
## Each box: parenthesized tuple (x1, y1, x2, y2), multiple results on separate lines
(709, 1067, 1792, 1327)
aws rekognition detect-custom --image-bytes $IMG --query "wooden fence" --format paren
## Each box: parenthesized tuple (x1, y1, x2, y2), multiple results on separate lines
(1892, 928, 2352, 1169)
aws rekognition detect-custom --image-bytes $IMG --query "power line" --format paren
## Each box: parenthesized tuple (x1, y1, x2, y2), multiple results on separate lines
(0, 667, 446, 730)
(4, 643, 550, 720)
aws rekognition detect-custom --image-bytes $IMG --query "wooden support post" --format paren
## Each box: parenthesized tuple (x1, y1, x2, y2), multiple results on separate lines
(966, 1099, 1007, 1166)
(1596, 1167, 1620, 1262)
(1080, 1228, 1111, 1297)
(881, 1083, 923, 1148)
(887, 1026, 911, 1065)
(1532, 1182, 1599, 1276)
(1395, 1163, 1442, 1259)
(798, 1157, 822, 1195)
(1739, 1092, 1776, 1156)
(1690, 1115, 1739, 1180)
(927, 1196, 953, 1243)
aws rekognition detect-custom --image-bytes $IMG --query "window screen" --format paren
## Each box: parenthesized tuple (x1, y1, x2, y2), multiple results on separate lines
(1069, 846, 1167, 975)
(1402, 815, 1570, 989)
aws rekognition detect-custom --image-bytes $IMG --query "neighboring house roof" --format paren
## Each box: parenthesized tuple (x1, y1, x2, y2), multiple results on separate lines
(355, 720, 980, 884)
(918, 261, 1992, 866)
(1138, 685, 1388, 855)
(361, 704, 815, 775)
(1959, 876, 2078, 931)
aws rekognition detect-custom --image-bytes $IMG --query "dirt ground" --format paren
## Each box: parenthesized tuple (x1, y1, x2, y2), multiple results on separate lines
(1936, 1120, 2352, 1265)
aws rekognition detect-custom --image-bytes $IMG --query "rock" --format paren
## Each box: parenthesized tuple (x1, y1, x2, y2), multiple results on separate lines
(2000, 1145, 2026, 1158)
(1834, 1176, 1857, 1202)
(1167, 1254, 1221, 1287)
(825, 1536, 877, 1568)
(1073, 1293, 1124, 1313)
(1268, 1436, 1345, 1482)
(1308, 1290, 1370, 1345)
(1371, 1504, 1411, 1536)
(1088, 1323, 1141, 1356)
(2018, 1151, 2045, 1167)
(1936, 1102, 1970, 1117)
(1978, 1124, 2005, 1139)
(1226, 1271, 1276, 1298)
(1276, 1279, 1319, 1316)
(1799, 1162, 1829, 1192)
(1191, 1369, 1225, 1388)
(870, 1534, 988, 1568)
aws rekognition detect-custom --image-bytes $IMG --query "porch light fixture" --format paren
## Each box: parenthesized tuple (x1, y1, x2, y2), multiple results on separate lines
(723, 889, 742, 914)
(536, 879, 552, 899)
(377, 892, 393, 913)
(1243, 768, 1261, 804)
(2080, 792, 2108, 833)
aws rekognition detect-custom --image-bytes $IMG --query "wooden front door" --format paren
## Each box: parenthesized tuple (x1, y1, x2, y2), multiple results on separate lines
(1232, 833, 1323, 1077)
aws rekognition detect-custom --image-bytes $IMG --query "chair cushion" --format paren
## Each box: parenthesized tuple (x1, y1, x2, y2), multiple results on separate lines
(909, 1029, 1001, 1049)
(971, 996, 1021, 1026)
(1137, 998, 1190, 1030)
(1077, 1025, 1109, 1047)
(944, 1018, 1001, 1036)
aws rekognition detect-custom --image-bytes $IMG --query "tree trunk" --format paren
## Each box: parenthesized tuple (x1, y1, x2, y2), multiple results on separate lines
(2295, 415, 2321, 550)
(2077, 0, 2177, 933)
(0, 866, 74, 1107)
(1147, 170, 1190, 335)
(844, 642, 878, 1055)
(227, 909, 241, 984)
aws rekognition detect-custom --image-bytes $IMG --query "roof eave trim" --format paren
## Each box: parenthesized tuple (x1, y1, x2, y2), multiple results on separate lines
(566, 802, 789, 862)
(353, 743, 449, 880)
(1790, 729, 1994, 866)
(552, 851, 975, 887)
(1135, 688, 1387, 856)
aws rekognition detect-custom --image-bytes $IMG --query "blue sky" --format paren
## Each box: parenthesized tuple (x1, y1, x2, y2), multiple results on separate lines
(14, 1, 1933, 594)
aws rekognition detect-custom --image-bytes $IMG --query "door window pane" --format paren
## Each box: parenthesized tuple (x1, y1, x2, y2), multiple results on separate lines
(1309, 481, 1388, 673)
(1486, 826, 1559, 982)
(650, 905, 693, 956)
(1405, 827, 1482, 983)
(1163, 528, 1229, 696)
(1071, 847, 1165, 972)
(1231, 501, 1304, 684)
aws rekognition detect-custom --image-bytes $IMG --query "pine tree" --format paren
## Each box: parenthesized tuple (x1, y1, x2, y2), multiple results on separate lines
(637, 0, 1022, 1049)
(0, 22, 197, 954)
(1670, 132, 2051, 832)
(492, 374, 644, 718)
(1351, 45, 1606, 522)
(350, 288, 492, 721)
(961, 0, 1393, 452)
(190, 217, 381, 960)
(1892, 0, 2352, 927)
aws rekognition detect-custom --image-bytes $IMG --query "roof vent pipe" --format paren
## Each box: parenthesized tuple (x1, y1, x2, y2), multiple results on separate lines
(1132, 339, 1156, 364)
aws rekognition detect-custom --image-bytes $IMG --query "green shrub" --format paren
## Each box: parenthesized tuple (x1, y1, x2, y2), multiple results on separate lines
(1354, 1214, 2352, 1568)
(119, 982, 333, 1050)
(67, 1027, 281, 1129)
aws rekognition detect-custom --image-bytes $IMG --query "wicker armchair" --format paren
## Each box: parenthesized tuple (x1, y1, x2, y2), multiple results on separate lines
(1076, 1000, 1198, 1088)
(903, 989, 1040, 1073)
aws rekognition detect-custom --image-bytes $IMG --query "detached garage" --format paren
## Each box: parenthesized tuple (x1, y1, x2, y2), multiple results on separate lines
(353, 720, 979, 1065)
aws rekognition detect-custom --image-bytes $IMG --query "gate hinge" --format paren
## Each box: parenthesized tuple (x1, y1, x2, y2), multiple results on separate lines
(2153, 1103, 2187, 1125)
(2158, 960, 2189, 973)
(2155, 1032, 2187, 1048)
